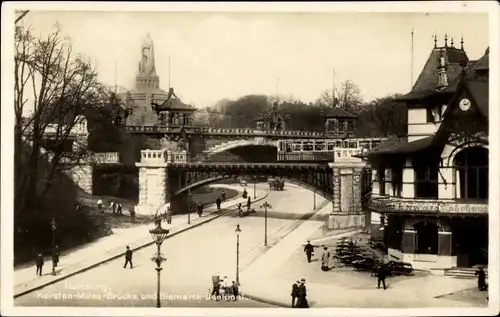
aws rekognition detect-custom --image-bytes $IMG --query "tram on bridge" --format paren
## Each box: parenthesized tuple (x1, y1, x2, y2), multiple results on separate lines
(276, 138, 386, 162)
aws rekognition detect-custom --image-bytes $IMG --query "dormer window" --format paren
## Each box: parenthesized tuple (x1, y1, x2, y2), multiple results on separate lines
(426, 105, 442, 123)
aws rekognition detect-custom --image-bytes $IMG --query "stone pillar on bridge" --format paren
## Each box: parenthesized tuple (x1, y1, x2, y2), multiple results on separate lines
(328, 148, 367, 230)
(134, 149, 169, 215)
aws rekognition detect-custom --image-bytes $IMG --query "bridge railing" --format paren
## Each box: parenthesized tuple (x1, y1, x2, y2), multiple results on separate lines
(123, 124, 326, 137)
(92, 152, 120, 164)
(194, 152, 246, 163)
(277, 152, 333, 162)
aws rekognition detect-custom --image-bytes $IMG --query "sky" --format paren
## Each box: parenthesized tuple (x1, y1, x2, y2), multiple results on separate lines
(18, 8, 490, 108)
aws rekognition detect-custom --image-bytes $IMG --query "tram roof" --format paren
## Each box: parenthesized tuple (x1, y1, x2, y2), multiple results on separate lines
(357, 136, 435, 158)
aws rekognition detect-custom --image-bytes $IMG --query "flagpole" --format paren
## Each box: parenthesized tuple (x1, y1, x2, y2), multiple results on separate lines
(332, 69, 336, 107)
(114, 60, 117, 94)
(168, 55, 171, 90)
(411, 29, 414, 89)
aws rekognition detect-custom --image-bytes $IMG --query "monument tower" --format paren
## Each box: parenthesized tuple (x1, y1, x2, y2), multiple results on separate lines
(126, 34, 169, 125)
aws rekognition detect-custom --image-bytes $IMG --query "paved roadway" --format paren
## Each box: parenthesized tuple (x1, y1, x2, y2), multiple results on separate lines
(15, 183, 320, 307)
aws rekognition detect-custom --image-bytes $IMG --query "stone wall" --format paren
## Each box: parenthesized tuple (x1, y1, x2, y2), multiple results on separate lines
(328, 160, 367, 230)
(66, 165, 93, 195)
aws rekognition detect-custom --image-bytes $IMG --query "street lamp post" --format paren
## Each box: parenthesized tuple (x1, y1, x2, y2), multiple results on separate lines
(253, 176, 257, 199)
(235, 224, 241, 285)
(260, 201, 272, 247)
(149, 221, 169, 308)
(188, 189, 191, 224)
(313, 190, 317, 210)
(51, 218, 57, 276)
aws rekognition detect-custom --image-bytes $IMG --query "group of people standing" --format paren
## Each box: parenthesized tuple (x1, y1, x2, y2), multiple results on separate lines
(211, 275, 240, 301)
(303, 240, 390, 290)
(290, 278, 308, 308)
(34, 245, 60, 277)
(215, 190, 226, 211)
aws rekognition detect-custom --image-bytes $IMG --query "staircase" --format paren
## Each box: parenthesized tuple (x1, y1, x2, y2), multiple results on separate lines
(444, 266, 488, 279)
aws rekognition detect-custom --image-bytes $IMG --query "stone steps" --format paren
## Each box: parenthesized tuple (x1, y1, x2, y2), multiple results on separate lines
(444, 267, 488, 279)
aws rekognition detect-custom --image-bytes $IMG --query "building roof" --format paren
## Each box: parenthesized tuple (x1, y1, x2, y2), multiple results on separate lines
(155, 88, 196, 112)
(359, 136, 435, 157)
(324, 107, 357, 118)
(398, 45, 469, 101)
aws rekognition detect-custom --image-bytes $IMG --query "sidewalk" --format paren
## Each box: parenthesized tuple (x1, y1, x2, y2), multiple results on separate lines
(14, 184, 268, 298)
(240, 212, 479, 308)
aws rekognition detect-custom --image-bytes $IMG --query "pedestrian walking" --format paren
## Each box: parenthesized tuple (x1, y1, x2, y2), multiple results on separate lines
(231, 281, 239, 300)
(53, 245, 60, 268)
(475, 267, 487, 291)
(222, 276, 230, 295)
(197, 202, 203, 217)
(242, 189, 248, 198)
(297, 278, 309, 308)
(246, 196, 251, 211)
(97, 199, 103, 212)
(211, 276, 220, 300)
(117, 203, 123, 215)
(376, 263, 388, 290)
(35, 253, 44, 276)
(221, 190, 226, 202)
(321, 246, 330, 271)
(291, 280, 300, 308)
(166, 207, 172, 224)
(111, 201, 117, 215)
(216, 197, 221, 210)
(303, 241, 316, 263)
(237, 203, 242, 217)
(123, 246, 133, 269)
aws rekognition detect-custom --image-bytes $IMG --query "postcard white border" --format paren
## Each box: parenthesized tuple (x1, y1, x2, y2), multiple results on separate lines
(1, 1, 499, 317)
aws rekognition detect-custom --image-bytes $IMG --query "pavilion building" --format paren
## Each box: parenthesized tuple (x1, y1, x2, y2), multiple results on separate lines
(362, 35, 489, 270)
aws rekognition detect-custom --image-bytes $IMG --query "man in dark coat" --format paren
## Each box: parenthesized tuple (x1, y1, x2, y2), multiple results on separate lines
(247, 197, 251, 211)
(216, 197, 221, 210)
(35, 253, 44, 276)
(291, 280, 300, 308)
(231, 281, 239, 300)
(124, 246, 133, 269)
(197, 202, 203, 217)
(297, 278, 309, 308)
(377, 263, 387, 290)
(303, 241, 316, 263)
(475, 267, 487, 291)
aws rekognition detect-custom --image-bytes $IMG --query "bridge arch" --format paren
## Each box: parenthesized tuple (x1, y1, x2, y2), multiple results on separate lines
(172, 171, 333, 201)
(204, 138, 278, 155)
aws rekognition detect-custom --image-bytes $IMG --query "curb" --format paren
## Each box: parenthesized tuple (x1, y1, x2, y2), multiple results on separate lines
(14, 192, 269, 298)
(242, 293, 291, 308)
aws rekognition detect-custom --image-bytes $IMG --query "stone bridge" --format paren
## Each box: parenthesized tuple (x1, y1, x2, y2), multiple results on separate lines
(134, 149, 371, 230)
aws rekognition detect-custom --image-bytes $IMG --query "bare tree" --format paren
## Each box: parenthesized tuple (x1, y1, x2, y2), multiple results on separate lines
(15, 24, 106, 214)
(317, 80, 364, 113)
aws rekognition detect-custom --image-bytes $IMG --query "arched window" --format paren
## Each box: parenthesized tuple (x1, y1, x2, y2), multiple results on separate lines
(454, 146, 488, 200)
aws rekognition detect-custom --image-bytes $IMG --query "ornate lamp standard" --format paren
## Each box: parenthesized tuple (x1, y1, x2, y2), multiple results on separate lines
(51, 218, 57, 276)
(149, 221, 169, 308)
(235, 224, 241, 285)
(260, 201, 272, 247)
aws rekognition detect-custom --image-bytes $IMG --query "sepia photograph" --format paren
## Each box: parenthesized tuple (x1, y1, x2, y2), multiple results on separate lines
(1, 1, 499, 316)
